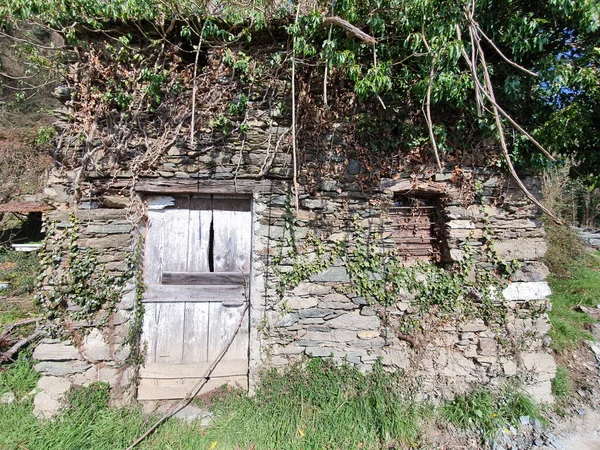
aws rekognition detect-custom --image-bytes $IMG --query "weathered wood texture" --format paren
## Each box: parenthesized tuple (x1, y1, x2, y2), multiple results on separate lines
(136, 178, 287, 194)
(388, 203, 440, 260)
(140, 195, 251, 400)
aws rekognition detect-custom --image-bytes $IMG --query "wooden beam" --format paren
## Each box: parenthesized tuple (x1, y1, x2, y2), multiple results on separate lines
(142, 284, 247, 303)
(135, 178, 288, 195)
(381, 179, 447, 196)
(161, 272, 248, 286)
(139, 360, 248, 379)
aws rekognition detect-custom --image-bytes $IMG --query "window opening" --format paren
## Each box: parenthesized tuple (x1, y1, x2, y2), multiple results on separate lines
(389, 195, 442, 263)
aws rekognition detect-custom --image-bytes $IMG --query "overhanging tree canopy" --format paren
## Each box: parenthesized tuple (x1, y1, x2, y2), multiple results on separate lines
(1, 0, 599, 220)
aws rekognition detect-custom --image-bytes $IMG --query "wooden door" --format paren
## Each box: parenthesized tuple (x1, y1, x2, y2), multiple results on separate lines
(138, 195, 251, 401)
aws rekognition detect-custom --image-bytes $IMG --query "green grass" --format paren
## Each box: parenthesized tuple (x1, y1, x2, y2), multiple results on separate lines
(442, 387, 544, 441)
(0, 356, 549, 449)
(0, 358, 431, 450)
(551, 366, 572, 400)
(0, 248, 39, 297)
(547, 252, 600, 351)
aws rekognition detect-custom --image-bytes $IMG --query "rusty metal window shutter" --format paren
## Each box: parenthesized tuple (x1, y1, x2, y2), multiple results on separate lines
(389, 196, 441, 262)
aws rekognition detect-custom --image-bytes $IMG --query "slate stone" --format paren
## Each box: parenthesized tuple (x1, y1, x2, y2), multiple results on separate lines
(299, 308, 332, 319)
(276, 313, 299, 327)
(327, 314, 380, 331)
(35, 361, 90, 376)
(33, 342, 81, 361)
(305, 347, 336, 357)
(310, 267, 350, 283)
(346, 159, 362, 175)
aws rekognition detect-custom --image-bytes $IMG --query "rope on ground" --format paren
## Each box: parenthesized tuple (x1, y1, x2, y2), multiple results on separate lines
(126, 303, 249, 450)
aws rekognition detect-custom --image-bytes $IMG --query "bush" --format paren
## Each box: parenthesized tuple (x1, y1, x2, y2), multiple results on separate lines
(543, 223, 586, 278)
(442, 387, 544, 441)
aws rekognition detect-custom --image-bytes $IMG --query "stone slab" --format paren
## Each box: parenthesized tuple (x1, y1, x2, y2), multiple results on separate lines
(503, 282, 551, 301)
(33, 342, 81, 361)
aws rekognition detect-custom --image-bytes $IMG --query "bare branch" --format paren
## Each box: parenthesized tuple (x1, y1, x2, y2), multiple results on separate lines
(469, 24, 562, 225)
(421, 28, 443, 172)
(189, 19, 209, 148)
(457, 24, 556, 162)
(474, 22, 538, 78)
(322, 16, 377, 45)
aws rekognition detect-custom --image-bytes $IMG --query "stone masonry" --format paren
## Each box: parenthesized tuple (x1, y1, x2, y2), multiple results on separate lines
(32, 40, 557, 416)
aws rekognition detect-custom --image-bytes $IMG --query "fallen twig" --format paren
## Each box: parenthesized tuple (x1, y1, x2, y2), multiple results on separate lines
(1, 330, 44, 362)
(0, 318, 40, 344)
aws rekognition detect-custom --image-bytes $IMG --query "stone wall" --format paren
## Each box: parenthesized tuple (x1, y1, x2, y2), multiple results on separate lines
(249, 172, 556, 403)
(32, 40, 557, 416)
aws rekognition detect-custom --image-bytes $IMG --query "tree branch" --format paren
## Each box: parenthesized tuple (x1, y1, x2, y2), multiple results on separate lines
(469, 24, 562, 225)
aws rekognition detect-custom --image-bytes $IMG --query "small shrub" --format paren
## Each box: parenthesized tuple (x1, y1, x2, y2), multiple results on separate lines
(551, 366, 572, 399)
(442, 387, 543, 441)
(544, 223, 586, 278)
(442, 390, 497, 438)
(62, 382, 110, 417)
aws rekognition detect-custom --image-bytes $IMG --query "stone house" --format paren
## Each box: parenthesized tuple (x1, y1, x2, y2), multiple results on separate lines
(30, 34, 556, 417)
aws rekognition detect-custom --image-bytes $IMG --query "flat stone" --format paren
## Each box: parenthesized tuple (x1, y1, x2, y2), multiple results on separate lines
(33, 342, 81, 361)
(174, 405, 213, 425)
(1, 392, 15, 404)
(360, 306, 377, 316)
(346, 159, 362, 175)
(35, 361, 91, 376)
(521, 352, 556, 382)
(326, 313, 380, 331)
(81, 328, 111, 362)
(447, 220, 475, 229)
(357, 330, 380, 339)
(86, 224, 132, 234)
(276, 313, 299, 327)
(302, 329, 357, 342)
(299, 308, 332, 318)
(494, 239, 547, 261)
(478, 338, 497, 356)
(503, 282, 551, 301)
(292, 282, 331, 296)
(352, 296, 368, 306)
(305, 347, 337, 357)
(38, 376, 71, 397)
(459, 319, 487, 332)
(285, 296, 318, 309)
(321, 301, 357, 310)
(310, 267, 350, 283)
(34, 391, 61, 419)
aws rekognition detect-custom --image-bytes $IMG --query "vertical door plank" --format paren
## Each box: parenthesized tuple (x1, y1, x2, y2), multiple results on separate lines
(182, 302, 210, 363)
(187, 197, 212, 272)
(141, 302, 158, 364)
(162, 196, 190, 273)
(222, 304, 249, 362)
(153, 303, 185, 364)
(144, 209, 165, 284)
(212, 198, 252, 273)
(207, 303, 248, 362)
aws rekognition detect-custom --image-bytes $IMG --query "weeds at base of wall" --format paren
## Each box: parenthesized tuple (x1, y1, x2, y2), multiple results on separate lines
(0, 355, 550, 449)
